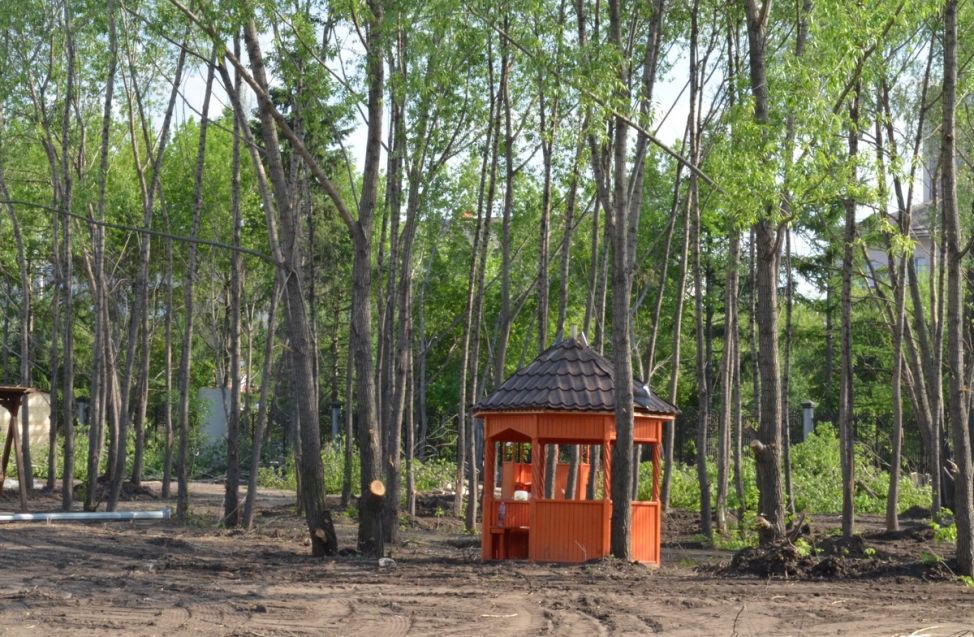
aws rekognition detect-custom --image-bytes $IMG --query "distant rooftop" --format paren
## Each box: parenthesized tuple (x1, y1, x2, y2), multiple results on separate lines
(474, 336, 678, 415)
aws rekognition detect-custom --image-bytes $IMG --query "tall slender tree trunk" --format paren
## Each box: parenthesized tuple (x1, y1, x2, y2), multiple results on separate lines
(349, 1, 386, 556)
(839, 86, 860, 538)
(744, 0, 785, 544)
(782, 230, 795, 513)
(455, 108, 493, 520)
(108, 41, 186, 511)
(661, 198, 691, 509)
(242, 276, 281, 529)
(779, 0, 810, 518)
(942, 0, 974, 577)
(241, 21, 338, 556)
(688, 0, 711, 539)
(749, 230, 761, 428)
(406, 350, 416, 516)
(175, 52, 216, 521)
(559, 130, 585, 499)
(341, 326, 354, 508)
(162, 216, 174, 498)
(130, 315, 150, 487)
(717, 231, 739, 533)
(60, 0, 77, 511)
(607, 0, 636, 559)
(886, 236, 907, 532)
(224, 39, 243, 527)
(872, 94, 908, 533)
(379, 67, 403, 532)
(466, 44, 503, 526)
(732, 298, 746, 530)
(493, 23, 514, 386)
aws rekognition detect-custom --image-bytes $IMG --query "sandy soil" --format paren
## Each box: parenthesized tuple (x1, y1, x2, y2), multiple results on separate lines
(0, 483, 972, 636)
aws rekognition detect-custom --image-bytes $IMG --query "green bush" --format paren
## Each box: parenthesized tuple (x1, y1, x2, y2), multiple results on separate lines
(790, 425, 929, 515)
(413, 456, 455, 492)
(655, 423, 931, 518)
(254, 441, 454, 502)
(254, 441, 354, 493)
(642, 450, 758, 514)
(322, 441, 358, 494)
(932, 514, 957, 543)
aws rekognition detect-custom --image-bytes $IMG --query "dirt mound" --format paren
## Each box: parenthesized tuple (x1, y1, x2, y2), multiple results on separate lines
(722, 529, 963, 582)
(723, 541, 883, 579)
(725, 542, 815, 577)
(817, 534, 870, 558)
(414, 492, 456, 518)
(864, 525, 933, 543)
(900, 505, 931, 519)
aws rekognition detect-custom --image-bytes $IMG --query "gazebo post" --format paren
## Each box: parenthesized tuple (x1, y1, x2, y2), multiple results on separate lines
(482, 429, 496, 560)
(531, 438, 544, 500)
(0, 388, 30, 512)
(601, 434, 612, 554)
(652, 440, 661, 502)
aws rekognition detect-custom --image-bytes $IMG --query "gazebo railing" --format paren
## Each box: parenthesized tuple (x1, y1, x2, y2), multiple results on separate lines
(489, 499, 531, 528)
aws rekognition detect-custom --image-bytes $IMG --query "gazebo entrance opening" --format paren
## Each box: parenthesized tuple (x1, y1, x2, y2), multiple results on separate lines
(499, 443, 593, 501)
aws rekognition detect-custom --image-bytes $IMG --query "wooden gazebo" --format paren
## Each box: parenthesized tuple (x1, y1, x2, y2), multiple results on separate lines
(476, 336, 677, 564)
(0, 386, 32, 511)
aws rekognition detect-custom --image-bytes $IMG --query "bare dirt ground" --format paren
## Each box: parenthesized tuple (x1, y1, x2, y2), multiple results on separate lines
(0, 483, 972, 636)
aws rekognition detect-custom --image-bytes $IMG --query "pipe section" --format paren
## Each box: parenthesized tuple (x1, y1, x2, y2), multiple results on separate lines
(0, 508, 172, 522)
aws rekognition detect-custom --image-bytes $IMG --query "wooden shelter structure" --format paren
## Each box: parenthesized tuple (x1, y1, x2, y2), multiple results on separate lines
(476, 337, 677, 564)
(0, 386, 32, 511)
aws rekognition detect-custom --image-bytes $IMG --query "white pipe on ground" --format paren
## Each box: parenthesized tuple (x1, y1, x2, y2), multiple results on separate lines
(0, 509, 172, 522)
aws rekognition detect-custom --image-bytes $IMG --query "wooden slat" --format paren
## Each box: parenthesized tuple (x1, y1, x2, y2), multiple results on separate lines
(631, 501, 661, 565)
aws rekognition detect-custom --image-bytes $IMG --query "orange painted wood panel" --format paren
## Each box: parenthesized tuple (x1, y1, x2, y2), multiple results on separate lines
(500, 462, 533, 498)
(634, 418, 663, 443)
(529, 500, 606, 562)
(485, 413, 537, 440)
(537, 414, 605, 441)
(631, 501, 661, 565)
(483, 499, 533, 560)
(483, 499, 532, 530)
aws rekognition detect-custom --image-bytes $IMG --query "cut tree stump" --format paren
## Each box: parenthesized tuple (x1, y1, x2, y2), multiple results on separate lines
(312, 510, 338, 557)
(363, 480, 386, 557)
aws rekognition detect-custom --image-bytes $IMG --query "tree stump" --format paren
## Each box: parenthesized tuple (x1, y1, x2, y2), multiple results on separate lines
(361, 479, 386, 557)
(311, 510, 338, 557)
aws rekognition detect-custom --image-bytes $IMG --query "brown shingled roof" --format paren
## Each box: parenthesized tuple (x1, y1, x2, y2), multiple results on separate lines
(474, 336, 678, 415)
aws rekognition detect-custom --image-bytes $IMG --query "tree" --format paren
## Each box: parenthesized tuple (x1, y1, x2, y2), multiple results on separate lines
(838, 79, 861, 538)
(942, 0, 974, 577)
(174, 49, 214, 521)
(742, 0, 786, 544)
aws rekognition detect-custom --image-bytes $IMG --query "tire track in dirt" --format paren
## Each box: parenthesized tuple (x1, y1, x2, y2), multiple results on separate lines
(254, 583, 547, 636)
(0, 590, 194, 637)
